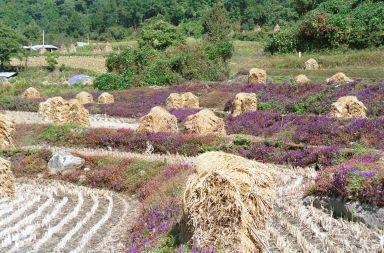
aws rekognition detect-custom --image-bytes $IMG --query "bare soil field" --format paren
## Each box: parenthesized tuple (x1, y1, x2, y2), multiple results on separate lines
(11, 56, 107, 73)
(0, 178, 138, 253)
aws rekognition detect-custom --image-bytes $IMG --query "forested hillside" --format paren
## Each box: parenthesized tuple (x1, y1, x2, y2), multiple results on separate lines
(0, 0, 297, 41)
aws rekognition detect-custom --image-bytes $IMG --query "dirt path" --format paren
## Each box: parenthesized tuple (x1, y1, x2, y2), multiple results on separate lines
(3, 111, 139, 130)
(0, 178, 138, 253)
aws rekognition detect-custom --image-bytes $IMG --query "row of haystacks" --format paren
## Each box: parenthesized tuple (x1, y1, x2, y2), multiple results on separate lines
(138, 106, 227, 136)
(181, 151, 274, 252)
(58, 42, 113, 54)
(248, 58, 353, 85)
(22, 88, 114, 105)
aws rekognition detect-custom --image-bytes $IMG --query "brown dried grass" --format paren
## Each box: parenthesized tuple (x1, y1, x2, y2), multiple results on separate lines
(182, 152, 274, 252)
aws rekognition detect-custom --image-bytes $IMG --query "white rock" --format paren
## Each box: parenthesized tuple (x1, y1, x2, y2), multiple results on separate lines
(47, 152, 85, 175)
(84, 167, 90, 171)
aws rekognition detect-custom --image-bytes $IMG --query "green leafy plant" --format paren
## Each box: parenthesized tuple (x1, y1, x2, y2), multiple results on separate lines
(45, 53, 59, 72)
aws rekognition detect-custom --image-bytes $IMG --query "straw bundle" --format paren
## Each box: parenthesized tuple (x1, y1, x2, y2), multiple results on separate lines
(182, 152, 274, 252)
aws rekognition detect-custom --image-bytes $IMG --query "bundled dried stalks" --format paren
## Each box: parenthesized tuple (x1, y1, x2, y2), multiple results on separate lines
(182, 152, 274, 252)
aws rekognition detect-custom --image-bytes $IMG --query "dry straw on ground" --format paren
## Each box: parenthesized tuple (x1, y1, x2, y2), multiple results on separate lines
(330, 96, 367, 118)
(182, 151, 274, 253)
(76, 91, 94, 104)
(166, 92, 199, 109)
(97, 92, 114, 104)
(304, 58, 319, 70)
(69, 44, 77, 53)
(0, 114, 15, 149)
(93, 44, 102, 54)
(22, 87, 40, 99)
(327, 72, 352, 83)
(294, 74, 310, 84)
(231, 93, 257, 117)
(104, 42, 113, 53)
(248, 68, 266, 84)
(138, 106, 178, 133)
(38, 96, 90, 127)
(0, 157, 14, 199)
(184, 109, 226, 136)
(60, 44, 68, 54)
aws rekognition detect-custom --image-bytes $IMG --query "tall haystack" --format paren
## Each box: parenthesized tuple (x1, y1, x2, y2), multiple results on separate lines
(166, 92, 199, 109)
(231, 93, 257, 117)
(69, 44, 77, 53)
(104, 42, 113, 53)
(59, 44, 68, 54)
(181, 152, 274, 253)
(76, 91, 94, 104)
(39, 47, 46, 55)
(0, 114, 15, 149)
(0, 157, 14, 199)
(38, 96, 90, 126)
(304, 58, 319, 70)
(327, 72, 352, 83)
(273, 24, 280, 32)
(138, 106, 178, 133)
(254, 25, 262, 32)
(294, 74, 310, 84)
(97, 92, 114, 104)
(329, 96, 367, 118)
(184, 109, 226, 136)
(22, 87, 40, 99)
(248, 68, 267, 84)
(67, 99, 91, 127)
(84, 79, 93, 85)
(93, 44, 102, 54)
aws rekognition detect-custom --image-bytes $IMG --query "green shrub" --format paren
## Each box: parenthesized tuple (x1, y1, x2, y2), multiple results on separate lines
(94, 73, 123, 91)
(205, 41, 234, 62)
(138, 19, 185, 50)
(45, 53, 58, 71)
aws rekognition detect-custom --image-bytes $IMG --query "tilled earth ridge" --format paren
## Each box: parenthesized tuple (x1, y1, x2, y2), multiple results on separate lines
(0, 178, 138, 253)
(3, 143, 384, 252)
(2, 110, 139, 130)
(262, 164, 384, 253)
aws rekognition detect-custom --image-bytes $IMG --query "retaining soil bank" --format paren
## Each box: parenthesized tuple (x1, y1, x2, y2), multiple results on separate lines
(301, 196, 384, 229)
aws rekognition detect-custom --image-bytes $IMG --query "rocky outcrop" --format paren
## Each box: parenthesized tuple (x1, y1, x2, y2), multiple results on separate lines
(48, 152, 85, 175)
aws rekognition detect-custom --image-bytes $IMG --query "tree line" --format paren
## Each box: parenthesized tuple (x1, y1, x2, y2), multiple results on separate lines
(0, 0, 308, 42)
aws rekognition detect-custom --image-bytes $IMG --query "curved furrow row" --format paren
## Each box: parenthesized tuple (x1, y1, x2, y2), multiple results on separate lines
(264, 166, 384, 253)
(0, 178, 134, 252)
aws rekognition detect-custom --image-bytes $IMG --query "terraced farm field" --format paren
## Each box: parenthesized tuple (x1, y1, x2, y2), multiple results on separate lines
(0, 178, 137, 253)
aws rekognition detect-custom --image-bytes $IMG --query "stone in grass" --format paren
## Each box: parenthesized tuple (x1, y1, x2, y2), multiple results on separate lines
(48, 152, 85, 175)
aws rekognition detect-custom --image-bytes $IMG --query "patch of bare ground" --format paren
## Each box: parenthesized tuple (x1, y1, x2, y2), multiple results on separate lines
(0, 178, 138, 253)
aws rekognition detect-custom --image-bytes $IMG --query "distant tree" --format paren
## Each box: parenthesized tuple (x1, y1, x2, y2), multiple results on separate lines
(202, 2, 231, 43)
(0, 23, 27, 69)
(138, 19, 185, 50)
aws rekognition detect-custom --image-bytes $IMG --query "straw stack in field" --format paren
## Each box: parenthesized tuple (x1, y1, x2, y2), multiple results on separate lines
(181, 151, 274, 252)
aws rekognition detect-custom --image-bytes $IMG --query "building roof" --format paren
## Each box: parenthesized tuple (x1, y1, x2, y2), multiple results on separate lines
(0, 72, 17, 78)
(23, 45, 58, 51)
